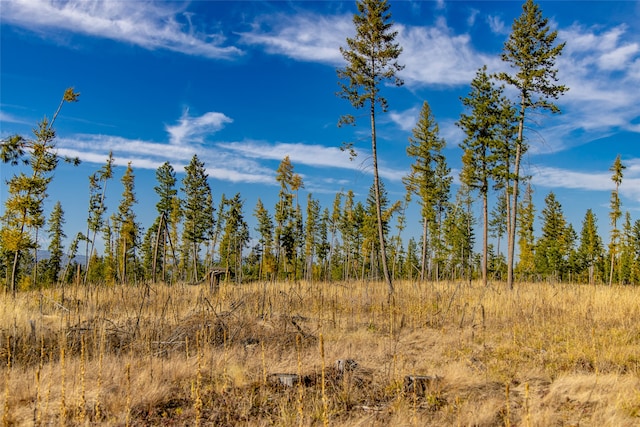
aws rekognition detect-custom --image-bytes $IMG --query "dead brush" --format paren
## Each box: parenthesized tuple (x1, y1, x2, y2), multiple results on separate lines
(2, 280, 640, 426)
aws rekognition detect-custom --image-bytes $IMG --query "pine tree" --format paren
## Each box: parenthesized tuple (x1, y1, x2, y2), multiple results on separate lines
(457, 66, 506, 287)
(576, 209, 603, 285)
(1, 88, 80, 295)
(141, 221, 158, 281)
(390, 197, 408, 280)
(61, 232, 85, 291)
(182, 155, 215, 282)
(116, 162, 139, 284)
(403, 101, 449, 282)
(405, 237, 419, 281)
(443, 185, 475, 281)
(499, 0, 568, 289)
(619, 212, 634, 285)
(337, 0, 403, 296)
(219, 193, 249, 283)
(84, 152, 114, 284)
(363, 181, 400, 281)
(254, 199, 274, 281)
(274, 156, 303, 279)
(534, 192, 567, 281)
(339, 190, 362, 281)
(304, 194, 321, 281)
(45, 201, 66, 285)
(564, 224, 578, 282)
(208, 194, 228, 272)
(430, 158, 452, 281)
(608, 154, 625, 286)
(153, 161, 180, 282)
(516, 183, 535, 280)
(327, 192, 343, 281)
(102, 218, 116, 285)
(316, 207, 331, 281)
(489, 190, 508, 261)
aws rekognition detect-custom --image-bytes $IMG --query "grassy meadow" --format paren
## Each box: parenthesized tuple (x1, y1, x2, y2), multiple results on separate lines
(1, 279, 640, 426)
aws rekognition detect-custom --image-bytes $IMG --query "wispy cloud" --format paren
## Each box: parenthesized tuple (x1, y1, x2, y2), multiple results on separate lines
(0, 111, 29, 125)
(486, 15, 509, 35)
(239, 9, 638, 156)
(238, 13, 351, 65)
(239, 12, 498, 87)
(220, 141, 353, 169)
(219, 140, 406, 183)
(1, 0, 242, 59)
(166, 111, 233, 146)
(467, 9, 480, 27)
(532, 160, 640, 203)
(388, 107, 420, 132)
(53, 110, 406, 188)
(525, 24, 640, 154)
(398, 20, 501, 87)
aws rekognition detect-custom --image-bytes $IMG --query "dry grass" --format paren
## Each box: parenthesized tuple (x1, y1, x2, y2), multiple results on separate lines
(1, 279, 639, 426)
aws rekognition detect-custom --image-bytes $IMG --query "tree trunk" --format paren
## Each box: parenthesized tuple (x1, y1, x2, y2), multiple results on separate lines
(122, 239, 127, 285)
(152, 214, 164, 283)
(370, 100, 394, 297)
(192, 242, 199, 283)
(482, 190, 488, 287)
(421, 217, 428, 282)
(11, 249, 20, 297)
(507, 103, 525, 290)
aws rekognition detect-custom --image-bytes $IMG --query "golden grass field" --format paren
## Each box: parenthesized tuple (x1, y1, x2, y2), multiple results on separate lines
(1, 279, 639, 426)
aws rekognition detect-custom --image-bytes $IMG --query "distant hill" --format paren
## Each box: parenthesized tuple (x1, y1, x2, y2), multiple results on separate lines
(36, 250, 87, 266)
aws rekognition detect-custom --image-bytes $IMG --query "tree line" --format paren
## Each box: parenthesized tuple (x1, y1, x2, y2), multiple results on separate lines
(2, 0, 639, 295)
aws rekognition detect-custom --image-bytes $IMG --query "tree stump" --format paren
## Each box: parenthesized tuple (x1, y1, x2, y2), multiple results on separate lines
(269, 373, 300, 387)
(403, 375, 440, 396)
(335, 358, 359, 374)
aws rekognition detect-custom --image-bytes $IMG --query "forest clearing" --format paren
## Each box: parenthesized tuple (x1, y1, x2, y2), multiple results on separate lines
(2, 0, 639, 424)
(2, 279, 639, 426)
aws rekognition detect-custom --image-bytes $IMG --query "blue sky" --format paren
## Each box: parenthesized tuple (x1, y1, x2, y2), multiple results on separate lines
(1, 0, 639, 254)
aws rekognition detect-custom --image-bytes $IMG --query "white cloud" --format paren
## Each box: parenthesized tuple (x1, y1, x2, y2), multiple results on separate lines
(520, 24, 640, 154)
(598, 43, 640, 71)
(0, 111, 29, 125)
(57, 133, 274, 185)
(397, 23, 500, 87)
(467, 9, 480, 27)
(389, 107, 420, 132)
(239, 12, 498, 87)
(238, 13, 352, 65)
(166, 111, 233, 146)
(486, 15, 508, 35)
(532, 162, 640, 203)
(52, 110, 410, 187)
(1, 0, 242, 59)
(532, 166, 612, 192)
(238, 9, 637, 156)
(220, 141, 354, 168)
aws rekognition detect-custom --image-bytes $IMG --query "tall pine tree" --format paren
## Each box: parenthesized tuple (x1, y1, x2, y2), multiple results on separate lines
(182, 155, 214, 282)
(116, 162, 138, 284)
(0, 88, 80, 295)
(576, 209, 603, 285)
(403, 101, 449, 282)
(457, 66, 505, 287)
(608, 154, 625, 286)
(499, 0, 568, 289)
(338, 0, 403, 296)
(45, 201, 66, 285)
